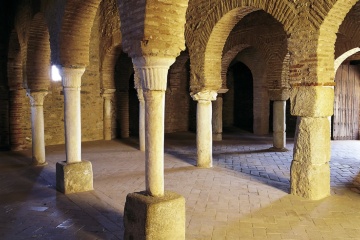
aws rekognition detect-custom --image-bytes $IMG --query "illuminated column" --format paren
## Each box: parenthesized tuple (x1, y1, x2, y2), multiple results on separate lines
(101, 89, 116, 140)
(191, 91, 217, 168)
(133, 56, 175, 197)
(56, 67, 93, 194)
(26, 90, 48, 166)
(137, 88, 145, 151)
(212, 89, 228, 141)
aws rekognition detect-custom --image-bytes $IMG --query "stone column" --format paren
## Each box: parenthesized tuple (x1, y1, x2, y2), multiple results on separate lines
(290, 86, 333, 200)
(133, 57, 176, 197)
(101, 89, 116, 140)
(191, 91, 217, 168)
(137, 88, 145, 152)
(56, 67, 93, 194)
(26, 90, 48, 166)
(212, 89, 228, 141)
(272, 100, 287, 150)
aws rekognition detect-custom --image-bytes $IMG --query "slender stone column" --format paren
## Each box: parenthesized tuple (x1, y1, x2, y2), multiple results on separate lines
(191, 91, 217, 168)
(26, 90, 48, 166)
(56, 67, 93, 194)
(137, 88, 146, 152)
(133, 57, 175, 197)
(212, 89, 228, 141)
(272, 100, 287, 150)
(101, 89, 116, 140)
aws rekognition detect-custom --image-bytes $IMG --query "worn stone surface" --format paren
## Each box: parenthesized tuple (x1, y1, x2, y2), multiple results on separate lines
(56, 160, 94, 194)
(290, 86, 334, 117)
(290, 161, 330, 200)
(124, 191, 185, 240)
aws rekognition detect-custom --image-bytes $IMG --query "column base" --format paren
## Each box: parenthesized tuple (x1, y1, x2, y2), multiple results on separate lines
(124, 191, 185, 240)
(290, 161, 330, 200)
(268, 147, 289, 152)
(213, 133, 222, 141)
(56, 161, 93, 194)
(32, 160, 48, 167)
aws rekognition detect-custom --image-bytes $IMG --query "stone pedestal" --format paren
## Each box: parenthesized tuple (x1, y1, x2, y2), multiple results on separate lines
(101, 89, 116, 140)
(56, 67, 93, 193)
(56, 161, 93, 194)
(191, 91, 217, 168)
(272, 100, 287, 150)
(124, 191, 185, 240)
(27, 90, 48, 166)
(290, 117, 330, 200)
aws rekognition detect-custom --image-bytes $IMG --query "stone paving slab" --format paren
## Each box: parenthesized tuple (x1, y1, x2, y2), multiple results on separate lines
(1, 130, 360, 239)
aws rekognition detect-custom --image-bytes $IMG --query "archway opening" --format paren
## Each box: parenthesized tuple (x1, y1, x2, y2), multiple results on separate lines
(231, 61, 253, 132)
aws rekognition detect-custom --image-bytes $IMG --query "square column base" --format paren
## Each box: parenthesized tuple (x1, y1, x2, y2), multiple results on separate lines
(124, 191, 185, 240)
(56, 161, 93, 194)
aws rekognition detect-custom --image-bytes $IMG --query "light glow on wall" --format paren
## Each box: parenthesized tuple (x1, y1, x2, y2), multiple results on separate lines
(51, 65, 62, 82)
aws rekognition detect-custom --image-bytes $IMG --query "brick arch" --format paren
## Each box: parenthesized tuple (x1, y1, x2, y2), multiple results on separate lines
(317, 0, 358, 83)
(59, 0, 101, 67)
(335, 48, 360, 72)
(185, 0, 297, 92)
(221, 44, 250, 87)
(7, 30, 23, 90)
(25, 13, 50, 91)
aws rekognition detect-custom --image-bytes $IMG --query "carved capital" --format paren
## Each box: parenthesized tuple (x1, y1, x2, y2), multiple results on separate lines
(61, 67, 86, 88)
(133, 57, 175, 91)
(190, 91, 217, 102)
(26, 90, 48, 107)
(101, 88, 116, 99)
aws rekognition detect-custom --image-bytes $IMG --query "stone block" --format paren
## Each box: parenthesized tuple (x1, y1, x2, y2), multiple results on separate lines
(56, 161, 93, 194)
(290, 161, 330, 200)
(290, 86, 334, 117)
(293, 117, 330, 165)
(124, 191, 185, 240)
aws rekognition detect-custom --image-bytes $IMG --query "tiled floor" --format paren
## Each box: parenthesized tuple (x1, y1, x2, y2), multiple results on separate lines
(1, 129, 360, 239)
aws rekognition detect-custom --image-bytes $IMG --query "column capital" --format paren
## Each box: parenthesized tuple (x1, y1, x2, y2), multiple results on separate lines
(190, 91, 217, 102)
(133, 56, 175, 91)
(217, 89, 229, 94)
(137, 88, 144, 102)
(61, 67, 86, 88)
(101, 88, 116, 99)
(26, 90, 48, 107)
(269, 88, 290, 101)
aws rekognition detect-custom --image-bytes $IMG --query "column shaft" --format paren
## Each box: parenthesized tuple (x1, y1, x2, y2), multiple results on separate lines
(27, 91, 48, 165)
(273, 100, 286, 149)
(62, 68, 85, 163)
(103, 97, 112, 140)
(192, 91, 217, 168)
(212, 95, 223, 141)
(101, 89, 116, 140)
(144, 90, 165, 196)
(138, 89, 146, 152)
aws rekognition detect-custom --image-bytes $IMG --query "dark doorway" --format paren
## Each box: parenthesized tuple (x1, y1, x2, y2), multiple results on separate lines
(232, 62, 253, 132)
